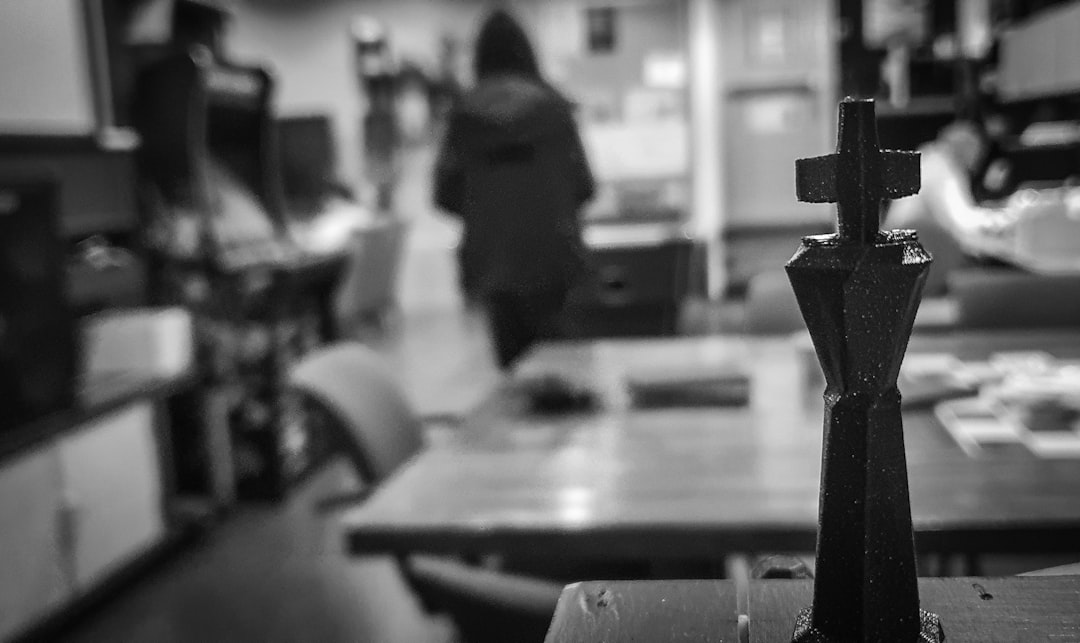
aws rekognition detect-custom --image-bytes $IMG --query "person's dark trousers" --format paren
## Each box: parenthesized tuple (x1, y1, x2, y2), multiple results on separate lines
(485, 288, 568, 370)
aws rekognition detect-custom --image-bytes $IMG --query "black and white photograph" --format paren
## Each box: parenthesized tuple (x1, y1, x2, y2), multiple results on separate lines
(1, 0, 1079, 641)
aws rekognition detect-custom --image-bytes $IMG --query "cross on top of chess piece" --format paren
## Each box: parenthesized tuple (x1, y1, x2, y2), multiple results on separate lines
(795, 97, 921, 244)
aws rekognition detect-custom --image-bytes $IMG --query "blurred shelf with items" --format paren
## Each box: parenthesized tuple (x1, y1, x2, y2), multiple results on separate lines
(123, 2, 351, 502)
(994, 1, 1080, 192)
(0, 172, 198, 643)
(0, 1, 207, 634)
(836, 0, 1080, 159)
(837, 0, 971, 150)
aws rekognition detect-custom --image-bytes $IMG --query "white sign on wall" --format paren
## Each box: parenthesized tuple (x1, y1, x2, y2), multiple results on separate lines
(583, 119, 689, 181)
(643, 51, 687, 89)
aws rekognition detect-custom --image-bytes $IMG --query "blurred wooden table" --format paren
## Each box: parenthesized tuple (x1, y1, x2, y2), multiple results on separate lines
(342, 331, 1080, 560)
(545, 576, 1080, 642)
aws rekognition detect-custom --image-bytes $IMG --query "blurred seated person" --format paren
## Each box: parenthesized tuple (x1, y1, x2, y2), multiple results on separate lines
(886, 120, 1014, 294)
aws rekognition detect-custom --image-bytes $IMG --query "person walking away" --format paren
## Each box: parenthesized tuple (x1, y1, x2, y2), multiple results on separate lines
(433, 10, 595, 369)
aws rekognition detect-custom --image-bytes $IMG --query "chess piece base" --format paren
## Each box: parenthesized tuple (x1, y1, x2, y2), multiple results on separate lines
(791, 607, 945, 643)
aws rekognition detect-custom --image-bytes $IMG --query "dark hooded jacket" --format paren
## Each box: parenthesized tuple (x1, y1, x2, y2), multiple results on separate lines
(434, 13, 594, 295)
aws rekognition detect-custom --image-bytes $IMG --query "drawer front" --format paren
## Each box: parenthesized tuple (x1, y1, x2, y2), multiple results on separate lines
(566, 302, 683, 338)
(58, 402, 165, 589)
(580, 242, 691, 306)
(0, 447, 69, 641)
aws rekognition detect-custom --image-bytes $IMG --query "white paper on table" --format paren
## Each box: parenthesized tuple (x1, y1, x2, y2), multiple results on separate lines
(1022, 430, 1080, 458)
(934, 397, 1025, 458)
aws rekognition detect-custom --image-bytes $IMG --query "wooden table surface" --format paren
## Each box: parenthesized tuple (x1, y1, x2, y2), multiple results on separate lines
(343, 331, 1080, 560)
(545, 576, 1080, 642)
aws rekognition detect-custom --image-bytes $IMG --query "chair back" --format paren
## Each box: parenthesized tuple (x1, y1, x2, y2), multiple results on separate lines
(290, 342, 423, 484)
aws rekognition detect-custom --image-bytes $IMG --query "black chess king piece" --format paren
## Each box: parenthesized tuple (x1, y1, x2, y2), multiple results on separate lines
(786, 97, 945, 642)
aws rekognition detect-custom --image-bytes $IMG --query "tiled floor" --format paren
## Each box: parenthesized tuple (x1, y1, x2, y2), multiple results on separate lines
(58, 460, 455, 643)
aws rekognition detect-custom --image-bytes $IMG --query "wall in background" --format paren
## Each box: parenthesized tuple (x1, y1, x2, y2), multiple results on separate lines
(687, 0, 724, 296)
(0, 0, 96, 134)
(230, 0, 487, 194)
(229, 0, 691, 191)
(517, 1, 685, 117)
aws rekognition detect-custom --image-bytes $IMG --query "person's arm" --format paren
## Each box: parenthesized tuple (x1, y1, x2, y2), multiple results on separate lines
(914, 149, 1009, 255)
(433, 111, 466, 215)
(564, 112, 595, 208)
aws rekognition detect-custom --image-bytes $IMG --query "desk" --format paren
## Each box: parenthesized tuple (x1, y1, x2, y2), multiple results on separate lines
(342, 331, 1080, 560)
(545, 576, 1080, 642)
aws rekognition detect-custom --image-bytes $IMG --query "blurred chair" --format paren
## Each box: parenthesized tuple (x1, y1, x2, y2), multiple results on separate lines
(743, 269, 804, 335)
(335, 218, 408, 332)
(289, 342, 560, 643)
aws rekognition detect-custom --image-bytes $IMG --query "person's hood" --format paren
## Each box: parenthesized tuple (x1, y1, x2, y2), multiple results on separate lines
(456, 75, 570, 142)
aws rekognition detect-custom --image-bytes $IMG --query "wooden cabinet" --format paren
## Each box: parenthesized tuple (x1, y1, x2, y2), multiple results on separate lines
(0, 399, 168, 640)
(58, 402, 164, 589)
(132, 44, 347, 501)
(0, 447, 68, 642)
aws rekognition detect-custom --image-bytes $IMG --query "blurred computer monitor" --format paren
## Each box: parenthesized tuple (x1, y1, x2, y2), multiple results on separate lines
(277, 114, 337, 213)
